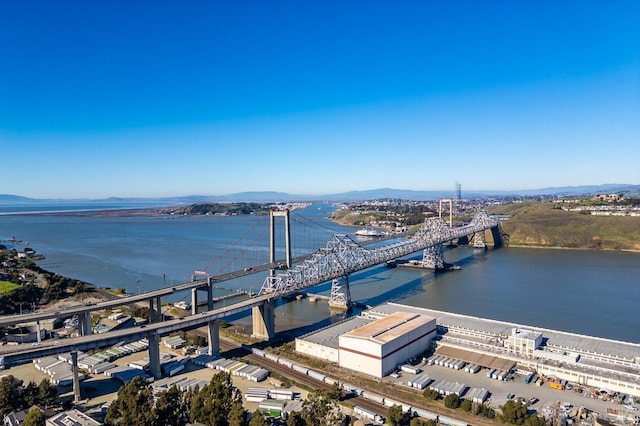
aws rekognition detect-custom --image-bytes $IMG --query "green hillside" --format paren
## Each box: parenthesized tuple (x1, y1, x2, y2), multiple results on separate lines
(488, 201, 640, 251)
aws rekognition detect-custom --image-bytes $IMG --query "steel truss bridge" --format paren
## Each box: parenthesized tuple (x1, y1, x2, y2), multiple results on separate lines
(260, 211, 504, 300)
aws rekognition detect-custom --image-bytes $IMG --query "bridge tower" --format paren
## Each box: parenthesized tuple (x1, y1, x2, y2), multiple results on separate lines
(270, 209, 292, 274)
(439, 199, 453, 227)
(328, 275, 351, 310)
(252, 209, 292, 340)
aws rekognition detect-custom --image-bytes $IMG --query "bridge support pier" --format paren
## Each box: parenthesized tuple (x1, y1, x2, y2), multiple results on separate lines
(148, 298, 155, 322)
(208, 318, 219, 357)
(191, 288, 198, 315)
(155, 296, 162, 322)
(71, 351, 81, 403)
(78, 312, 91, 336)
(472, 230, 486, 249)
(252, 300, 275, 341)
(207, 277, 214, 311)
(491, 225, 508, 247)
(148, 332, 161, 379)
(422, 244, 446, 269)
(328, 276, 351, 310)
(36, 320, 41, 343)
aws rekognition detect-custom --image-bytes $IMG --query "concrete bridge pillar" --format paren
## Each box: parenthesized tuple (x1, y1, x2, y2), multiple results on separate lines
(207, 277, 213, 311)
(208, 318, 219, 357)
(148, 332, 161, 379)
(148, 298, 155, 322)
(36, 320, 41, 343)
(252, 300, 275, 341)
(422, 244, 446, 269)
(491, 225, 508, 247)
(71, 351, 81, 403)
(191, 288, 198, 315)
(155, 296, 162, 322)
(79, 312, 91, 336)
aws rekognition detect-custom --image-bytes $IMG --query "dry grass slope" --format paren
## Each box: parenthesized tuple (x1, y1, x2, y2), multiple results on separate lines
(489, 202, 640, 251)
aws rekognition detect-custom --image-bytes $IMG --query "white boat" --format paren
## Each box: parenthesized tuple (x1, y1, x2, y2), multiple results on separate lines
(354, 228, 386, 237)
(173, 301, 191, 310)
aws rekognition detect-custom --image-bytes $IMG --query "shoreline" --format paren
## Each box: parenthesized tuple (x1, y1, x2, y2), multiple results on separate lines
(329, 218, 640, 254)
(505, 243, 640, 254)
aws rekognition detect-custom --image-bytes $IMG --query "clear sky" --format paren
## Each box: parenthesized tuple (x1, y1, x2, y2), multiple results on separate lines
(1, 1, 639, 199)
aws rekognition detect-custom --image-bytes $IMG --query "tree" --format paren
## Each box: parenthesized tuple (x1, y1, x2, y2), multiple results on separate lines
(23, 381, 40, 407)
(131, 306, 150, 320)
(153, 386, 187, 426)
(444, 393, 460, 409)
(22, 408, 45, 426)
(501, 400, 528, 425)
(388, 404, 410, 426)
(287, 411, 305, 426)
(326, 382, 342, 401)
(422, 388, 438, 400)
(229, 400, 248, 426)
(105, 376, 155, 426)
(37, 379, 57, 408)
(186, 333, 207, 348)
(188, 372, 244, 426)
(301, 389, 346, 426)
(0, 375, 23, 417)
(524, 415, 548, 426)
(248, 410, 268, 426)
(460, 398, 472, 413)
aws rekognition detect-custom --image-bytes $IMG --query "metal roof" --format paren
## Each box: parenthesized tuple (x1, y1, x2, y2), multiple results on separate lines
(372, 303, 640, 362)
(342, 311, 435, 344)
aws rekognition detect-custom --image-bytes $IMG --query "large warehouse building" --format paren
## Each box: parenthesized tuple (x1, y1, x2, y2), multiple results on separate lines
(338, 311, 437, 377)
(295, 310, 437, 378)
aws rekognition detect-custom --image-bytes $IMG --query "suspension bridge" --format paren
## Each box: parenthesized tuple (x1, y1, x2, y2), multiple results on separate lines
(0, 207, 506, 398)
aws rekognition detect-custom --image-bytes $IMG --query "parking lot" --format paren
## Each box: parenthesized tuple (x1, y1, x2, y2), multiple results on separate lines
(383, 358, 638, 421)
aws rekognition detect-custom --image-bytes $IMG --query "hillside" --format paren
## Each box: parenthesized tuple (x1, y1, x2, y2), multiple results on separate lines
(488, 202, 640, 251)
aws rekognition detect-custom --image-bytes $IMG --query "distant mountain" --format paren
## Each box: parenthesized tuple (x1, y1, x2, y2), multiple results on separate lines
(0, 194, 35, 203)
(1, 183, 638, 205)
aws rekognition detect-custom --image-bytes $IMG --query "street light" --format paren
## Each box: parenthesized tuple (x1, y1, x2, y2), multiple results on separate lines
(136, 279, 141, 295)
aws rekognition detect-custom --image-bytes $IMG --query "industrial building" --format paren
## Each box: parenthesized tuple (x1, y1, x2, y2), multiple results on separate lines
(296, 310, 436, 378)
(296, 302, 640, 397)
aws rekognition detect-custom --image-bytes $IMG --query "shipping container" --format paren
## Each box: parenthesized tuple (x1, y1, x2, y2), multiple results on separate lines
(291, 364, 309, 375)
(354, 406, 383, 423)
(361, 391, 385, 405)
(412, 407, 439, 421)
(264, 353, 279, 362)
(308, 370, 325, 382)
(400, 365, 422, 374)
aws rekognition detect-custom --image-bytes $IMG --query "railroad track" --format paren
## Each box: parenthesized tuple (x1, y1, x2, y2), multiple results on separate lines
(212, 336, 389, 418)
(195, 333, 489, 425)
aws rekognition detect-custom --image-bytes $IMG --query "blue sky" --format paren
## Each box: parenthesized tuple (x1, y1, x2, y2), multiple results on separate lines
(1, 1, 639, 199)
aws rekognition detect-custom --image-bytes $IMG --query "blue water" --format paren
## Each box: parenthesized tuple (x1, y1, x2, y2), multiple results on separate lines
(1, 203, 638, 343)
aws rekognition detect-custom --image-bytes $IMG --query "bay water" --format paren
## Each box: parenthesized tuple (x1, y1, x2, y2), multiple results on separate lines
(1, 203, 638, 343)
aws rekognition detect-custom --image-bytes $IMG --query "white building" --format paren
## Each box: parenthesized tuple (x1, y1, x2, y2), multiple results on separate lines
(338, 311, 437, 377)
(505, 328, 543, 358)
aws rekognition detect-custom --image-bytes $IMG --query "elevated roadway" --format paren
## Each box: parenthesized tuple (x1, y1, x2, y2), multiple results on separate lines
(0, 294, 272, 365)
